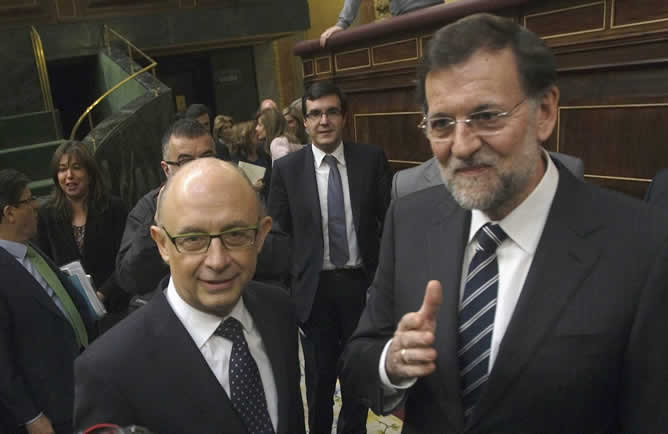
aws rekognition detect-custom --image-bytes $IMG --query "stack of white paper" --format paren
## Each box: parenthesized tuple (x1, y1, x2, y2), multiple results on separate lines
(61, 260, 107, 320)
(238, 161, 266, 184)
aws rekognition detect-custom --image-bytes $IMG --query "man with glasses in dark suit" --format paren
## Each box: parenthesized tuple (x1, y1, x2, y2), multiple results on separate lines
(0, 169, 94, 434)
(269, 81, 391, 434)
(75, 158, 305, 434)
(342, 13, 668, 433)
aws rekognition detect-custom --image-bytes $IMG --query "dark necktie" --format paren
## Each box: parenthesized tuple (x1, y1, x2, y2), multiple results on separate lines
(216, 317, 274, 434)
(324, 154, 349, 268)
(458, 223, 507, 420)
(26, 245, 88, 348)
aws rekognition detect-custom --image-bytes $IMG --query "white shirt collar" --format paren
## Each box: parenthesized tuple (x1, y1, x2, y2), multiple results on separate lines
(469, 149, 559, 254)
(165, 277, 255, 349)
(311, 141, 346, 168)
(0, 239, 27, 261)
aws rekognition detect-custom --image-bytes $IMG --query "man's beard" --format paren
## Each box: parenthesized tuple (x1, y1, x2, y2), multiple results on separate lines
(439, 136, 541, 216)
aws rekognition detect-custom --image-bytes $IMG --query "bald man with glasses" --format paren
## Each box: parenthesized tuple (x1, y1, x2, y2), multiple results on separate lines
(75, 158, 305, 434)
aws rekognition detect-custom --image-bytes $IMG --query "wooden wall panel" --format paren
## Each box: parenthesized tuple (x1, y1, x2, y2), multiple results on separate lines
(525, 1, 606, 39)
(0, 0, 51, 22)
(335, 48, 370, 72)
(555, 38, 668, 71)
(341, 87, 431, 170)
(354, 113, 431, 165)
(587, 177, 649, 198)
(315, 56, 332, 75)
(611, 0, 668, 28)
(302, 59, 314, 78)
(197, 0, 235, 6)
(298, 0, 668, 196)
(54, 0, 75, 17)
(372, 38, 419, 66)
(557, 105, 668, 193)
(68, 0, 178, 18)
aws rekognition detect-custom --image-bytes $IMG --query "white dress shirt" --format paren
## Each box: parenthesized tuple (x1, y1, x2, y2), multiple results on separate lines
(165, 278, 278, 430)
(312, 142, 362, 270)
(379, 150, 559, 393)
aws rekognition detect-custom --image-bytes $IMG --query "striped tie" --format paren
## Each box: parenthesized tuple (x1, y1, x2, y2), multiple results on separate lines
(458, 223, 507, 420)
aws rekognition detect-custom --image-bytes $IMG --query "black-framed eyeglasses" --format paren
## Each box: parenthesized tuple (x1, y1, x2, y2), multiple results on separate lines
(13, 196, 38, 206)
(161, 225, 258, 254)
(163, 153, 216, 167)
(305, 108, 343, 121)
(418, 98, 527, 142)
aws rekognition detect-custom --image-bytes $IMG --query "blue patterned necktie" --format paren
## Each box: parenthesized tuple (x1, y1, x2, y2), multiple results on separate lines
(458, 223, 508, 420)
(216, 317, 275, 434)
(324, 154, 349, 267)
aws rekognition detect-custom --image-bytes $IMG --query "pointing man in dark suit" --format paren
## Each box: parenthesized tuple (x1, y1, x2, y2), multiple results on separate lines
(268, 81, 391, 433)
(75, 158, 305, 434)
(342, 13, 668, 433)
(0, 169, 94, 434)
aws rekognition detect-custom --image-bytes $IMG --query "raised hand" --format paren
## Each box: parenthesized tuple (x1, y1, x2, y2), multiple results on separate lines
(386, 280, 442, 384)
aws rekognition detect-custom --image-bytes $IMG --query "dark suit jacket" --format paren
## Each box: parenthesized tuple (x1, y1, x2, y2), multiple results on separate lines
(36, 196, 128, 306)
(115, 187, 167, 295)
(644, 168, 668, 210)
(74, 281, 305, 434)
(342, 164, 668, 433)
(391, 157, 441, 201)
(268, 142, 391, 323)
(0, 243, 95, 432)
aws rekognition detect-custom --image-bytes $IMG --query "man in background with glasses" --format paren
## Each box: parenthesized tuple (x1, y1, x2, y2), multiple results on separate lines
(342, 13, 668, 432)
(0, 169, 95, 434)
(75, 158, 305, 434)
(116, 118, 216, 297)
(268, 81, 391, 434)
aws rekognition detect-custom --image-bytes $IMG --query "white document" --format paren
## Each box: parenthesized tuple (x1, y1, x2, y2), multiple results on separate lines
(61, 260, 107, 319)
(238, 161, 266, 184)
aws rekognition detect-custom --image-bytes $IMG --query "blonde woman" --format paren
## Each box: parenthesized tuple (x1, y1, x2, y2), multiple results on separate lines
(256, 108, 302, 163)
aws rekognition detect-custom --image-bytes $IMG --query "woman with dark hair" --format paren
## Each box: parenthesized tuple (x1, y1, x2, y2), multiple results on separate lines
(257, 108, 302, 163)
(283, 105, 309, 145)
(212, 114, 233, 161)
(36, 141, 128, 328)
(227, 120, 272, 200)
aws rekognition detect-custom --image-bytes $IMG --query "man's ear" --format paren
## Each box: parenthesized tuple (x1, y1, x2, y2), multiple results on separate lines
(160, 161, 170, 179)
(536, 85, 560, 143)
(254, 216, 273, 253)
(2, 205, 14, 224)
(150, 225, 171, 264)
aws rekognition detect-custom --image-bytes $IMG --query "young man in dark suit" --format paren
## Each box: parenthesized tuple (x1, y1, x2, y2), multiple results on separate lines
(0, 169, 94, 434)
(74, 159, 305, 434)
(342, 13, 668, 433)
(268, 81, 392, 434)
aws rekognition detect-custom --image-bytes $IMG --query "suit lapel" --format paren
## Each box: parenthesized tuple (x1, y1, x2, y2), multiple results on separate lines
(426, 188, 469, 432)
(472, 171, 603, 426)
(0, 245, 70, 322)
(343, 142, 362, 232)
(424, 157, 441, 189)
(243, 284, 289, 433)
(148, 293, 245, 432)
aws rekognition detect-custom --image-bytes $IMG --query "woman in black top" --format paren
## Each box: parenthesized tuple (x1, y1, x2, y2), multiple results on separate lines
(36, 141, 128, 330)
